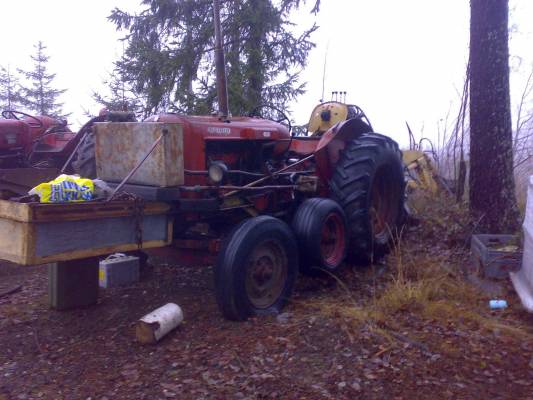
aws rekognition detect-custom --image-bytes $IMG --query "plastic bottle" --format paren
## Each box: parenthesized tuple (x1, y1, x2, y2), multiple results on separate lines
(489, 299, 508, 309)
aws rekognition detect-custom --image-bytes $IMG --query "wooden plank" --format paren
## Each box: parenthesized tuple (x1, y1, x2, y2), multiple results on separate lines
(0, 214, 172, 266)
(28, 239, 169, 265)
(0, 200, 32, 222)
(0, 199, 170, 223)
(0, 199, 173, 266)
(0, 219, 30, 265)
(33, 215, 169, 257)
(31, 201, 171, 222)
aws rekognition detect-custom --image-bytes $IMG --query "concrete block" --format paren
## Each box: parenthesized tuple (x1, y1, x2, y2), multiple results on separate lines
(49, 257, 99, 310)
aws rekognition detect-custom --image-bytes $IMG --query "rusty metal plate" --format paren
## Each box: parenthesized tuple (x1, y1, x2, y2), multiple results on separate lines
(0, 167, 59, 197)
(95, 123, 184, 187)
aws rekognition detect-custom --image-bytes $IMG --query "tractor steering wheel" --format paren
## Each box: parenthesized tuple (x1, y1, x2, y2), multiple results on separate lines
(2, 110, 44, 128)
(249, 105, 292, 134)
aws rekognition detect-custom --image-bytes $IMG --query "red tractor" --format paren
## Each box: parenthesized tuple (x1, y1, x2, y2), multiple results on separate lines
(75, 100, 405, 321)
(1, 1, 405, 321)
(64, 2, 406, 320)
(0, 110, 74, 168)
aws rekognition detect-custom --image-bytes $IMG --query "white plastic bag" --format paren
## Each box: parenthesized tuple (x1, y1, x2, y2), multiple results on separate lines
(511, 176, 533, 311)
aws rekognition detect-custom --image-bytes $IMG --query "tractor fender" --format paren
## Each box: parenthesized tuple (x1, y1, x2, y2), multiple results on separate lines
(314, 117, 372, 182)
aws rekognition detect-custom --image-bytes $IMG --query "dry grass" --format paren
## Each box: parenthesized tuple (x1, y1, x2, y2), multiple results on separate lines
(308, 192, 533, 343)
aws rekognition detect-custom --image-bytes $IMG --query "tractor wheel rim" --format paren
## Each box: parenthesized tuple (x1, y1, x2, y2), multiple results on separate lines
(370, 166, 400, 242)
(320, 213, 345, 267)
(245, 239, 288, 309)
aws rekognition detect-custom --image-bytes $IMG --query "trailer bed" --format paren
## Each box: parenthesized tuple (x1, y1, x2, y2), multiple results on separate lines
(0, 199, 172, 265)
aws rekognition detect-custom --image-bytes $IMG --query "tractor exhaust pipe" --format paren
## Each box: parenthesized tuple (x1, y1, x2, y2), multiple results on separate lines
(213, 0, 230, 118)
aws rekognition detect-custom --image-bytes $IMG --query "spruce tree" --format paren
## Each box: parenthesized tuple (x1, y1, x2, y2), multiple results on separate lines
(0, 65, 21, 110)
(19, 41, 68, 117)
(92, 60, 144, 115)
(108, 0, 319, 116)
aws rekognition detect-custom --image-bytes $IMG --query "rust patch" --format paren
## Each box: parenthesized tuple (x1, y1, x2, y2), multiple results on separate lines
(95, 123, 184, 187)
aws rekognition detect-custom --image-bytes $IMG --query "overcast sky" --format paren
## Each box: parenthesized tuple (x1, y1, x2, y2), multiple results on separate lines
(1, 0, 532, 147)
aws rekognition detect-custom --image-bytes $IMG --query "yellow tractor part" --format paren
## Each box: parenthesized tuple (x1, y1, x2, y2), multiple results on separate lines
(402, 149, 450, 200)
(402, 150, 446, 214)
(308, 101, 349, 135)
(403, 150, 440, 195)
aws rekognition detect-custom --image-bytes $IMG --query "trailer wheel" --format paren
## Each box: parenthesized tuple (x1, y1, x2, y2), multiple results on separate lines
(330, 133, 405, 264)
(72, 130, 96, 178)
(215, 216, 298, 321)
(292, 198, 347, 275)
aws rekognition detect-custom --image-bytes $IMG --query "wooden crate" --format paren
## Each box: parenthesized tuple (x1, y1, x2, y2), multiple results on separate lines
(471, 234, 522, 278)
(0, 200, 173, 265)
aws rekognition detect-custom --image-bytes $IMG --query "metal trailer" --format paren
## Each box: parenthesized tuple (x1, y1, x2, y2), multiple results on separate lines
(0, 195, 172, 310)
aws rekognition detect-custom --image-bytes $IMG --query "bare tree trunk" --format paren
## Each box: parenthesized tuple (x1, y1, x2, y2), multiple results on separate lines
(469, 0, 520, 233)
(455, 63, 470, 202)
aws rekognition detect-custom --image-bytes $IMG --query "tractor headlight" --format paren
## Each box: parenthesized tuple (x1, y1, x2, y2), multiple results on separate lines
(208, 161, 228, 184)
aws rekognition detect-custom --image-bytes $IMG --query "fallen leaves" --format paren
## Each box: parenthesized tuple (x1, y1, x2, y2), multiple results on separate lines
(1, 204, 533, 399)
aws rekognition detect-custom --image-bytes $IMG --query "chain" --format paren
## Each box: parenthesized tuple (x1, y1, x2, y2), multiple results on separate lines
(113, 191, 145, 249)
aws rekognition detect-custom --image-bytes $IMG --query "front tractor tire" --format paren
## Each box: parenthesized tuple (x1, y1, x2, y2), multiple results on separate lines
(330, 133, 405, 264)
(215, 216, 298, 321)
(292, 198, 347, 275)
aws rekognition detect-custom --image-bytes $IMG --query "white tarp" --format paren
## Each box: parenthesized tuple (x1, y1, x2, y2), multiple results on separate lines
(511, 175, 533, 311)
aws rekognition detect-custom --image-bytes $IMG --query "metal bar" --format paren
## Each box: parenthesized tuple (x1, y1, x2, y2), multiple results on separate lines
(223, 154, 314, 197)
(213, 0, 229, 117)
(0, 154, 23, 160)
(106, 130, 168, 203)
(179, 184, 297, 192)
(219, 205, 254, 211)
(185, 169, 264, 177)
(184, 169, 315, 178)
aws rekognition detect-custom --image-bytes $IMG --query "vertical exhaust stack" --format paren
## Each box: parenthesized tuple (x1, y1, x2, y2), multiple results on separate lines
(213, 0, 230, 118)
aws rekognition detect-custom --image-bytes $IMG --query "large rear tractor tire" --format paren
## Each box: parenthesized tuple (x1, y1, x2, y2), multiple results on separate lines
(292, 198, 347, 275)
(330, 133, 405, 264)
(72, 112, 136, 179)
(72, 130, 96, 178)
(215, 216, 298, 321)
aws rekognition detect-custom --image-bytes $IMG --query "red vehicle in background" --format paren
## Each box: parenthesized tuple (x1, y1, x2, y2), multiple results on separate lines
(0, 109, 134, 197)
(0, 110, 74, 168)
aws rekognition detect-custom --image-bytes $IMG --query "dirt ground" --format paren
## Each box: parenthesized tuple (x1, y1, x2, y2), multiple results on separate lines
(1, 223, 533, 399)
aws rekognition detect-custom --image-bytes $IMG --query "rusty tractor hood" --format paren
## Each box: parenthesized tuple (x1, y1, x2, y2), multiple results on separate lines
(144, 114, 291, 172)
